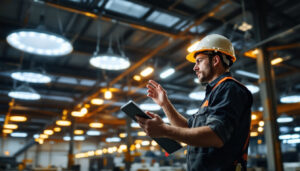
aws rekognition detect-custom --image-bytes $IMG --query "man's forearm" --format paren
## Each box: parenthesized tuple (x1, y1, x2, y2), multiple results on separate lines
(163, 125, 224, 148)
(161, 99, 188, 128)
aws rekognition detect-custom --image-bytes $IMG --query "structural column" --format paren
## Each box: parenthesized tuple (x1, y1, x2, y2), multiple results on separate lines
(67, 118, 75, 169)
(252, 0, 283, 170)
(125, 117, 132, 171)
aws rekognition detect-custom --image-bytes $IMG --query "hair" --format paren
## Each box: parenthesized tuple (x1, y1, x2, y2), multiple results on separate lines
(194, 51, 232, 70)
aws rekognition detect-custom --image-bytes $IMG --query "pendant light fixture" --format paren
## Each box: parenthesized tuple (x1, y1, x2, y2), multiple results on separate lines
(11, 69, 51, 84)
(6, 15, 72, 56)
(8, 84, 41, 100)
(89, 22, 130, 70)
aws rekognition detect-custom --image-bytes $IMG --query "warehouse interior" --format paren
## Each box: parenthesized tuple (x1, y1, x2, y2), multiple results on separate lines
(0, 0, 300, 170)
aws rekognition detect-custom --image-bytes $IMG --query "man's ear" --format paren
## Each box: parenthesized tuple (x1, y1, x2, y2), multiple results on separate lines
(213, 55, 221, 67)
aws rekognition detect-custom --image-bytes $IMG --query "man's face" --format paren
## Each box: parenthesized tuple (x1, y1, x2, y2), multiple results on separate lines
(193, 53, 214, 84)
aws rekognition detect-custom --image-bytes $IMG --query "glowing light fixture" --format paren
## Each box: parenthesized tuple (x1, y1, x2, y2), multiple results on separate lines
(6, 29, 73, 56)
(251, 114, 257, 120)
(4, 124, 18, 129)
(54, 127, 61, 132)
(106, 137, 121, 142)
(160, 68, 175, 79)
(74, 129, 84, 135)
(8, 84, 40, 100)
(194, 78, 200, 84)
(294, 127, 300, 132)
(137, 131, 147, 136)
(244, 49, 259, 58)
(238, 22, 252, 32)
(245, 84, 259, 94)
(74, 136, 85, 141)
(9, 115, 27, 122)
(104, 90, 112, 99)
(259, 121, 264, 127)
(258, 127, 264, 132)
(250, 132, 258, 137)
(277, 115, 293, 123)
(87, 130, 101, 136)
(140, 103, 161, 111)
(189, 91, 205, 100)
(133, 75, 141, 81)
(141, 140, 150, 146)
(131, 122, 140, 128)
(44, 129, 54, 135)
(56, 120, 71, 126)
(280, 95, 300, 103)
(186, 108, 198, 115)
(119, 133, 127, 138)
(271, 57, 283, 65)
(11, 71, 51, 83)
(140, 67, 154, 77)
(39, 134, 48, 139)
(89, 122, 103, 128)
(71, 111, 84, 117)
(3, 129, 13, 134)
(89, 47, 130, 71)
(91, 98, 104, 105)
(235, 70, 259, 79)
(11, 132, 27, 137)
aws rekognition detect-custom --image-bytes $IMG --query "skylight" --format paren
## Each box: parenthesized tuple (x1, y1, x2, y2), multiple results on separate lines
(146, 11, 180, 27)
(104, 0, 150, 18)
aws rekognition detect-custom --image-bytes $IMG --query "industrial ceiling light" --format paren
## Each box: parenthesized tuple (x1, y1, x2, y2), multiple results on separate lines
(91, 98, 104, 105)
(89, 25, 130, 70)
(89, 53, 130, 70)
(104, 89, 112, 99)
(130, 122, 140, 128)
(160, 68, 175, 79)
(2, 129, 13, 134)
(238, 22, 252, 32)
(53, 127, 61, 132)
(8, 84, 40, 100)
(4, 124, 18, 129)
(133, 75, 141, 81)
(10, 132, 28, 138)
(186, 108, 198, 115)
(87, 130, 101, 136)
(245, 84, 259, 94)
(235, 70, 260, 79)
(44, 129, 54, 135)
(9, 115, 27, 122)
(89, 122, 104, 128)
(106, 137, 121, 143)
(39, 134, 48, 139)
(11, 71, 51, 84)
(140, 103, 161, 111)
(74, 129, 84, 135)
(6, 29, 72, 56)
(194, 78, 200, 84)
(74, 136, 85, 141)
(277, 115, 294, 123)
(140, 67, 154, 77)
(56, 119, 71, 126)
(280, 95, 300, 103)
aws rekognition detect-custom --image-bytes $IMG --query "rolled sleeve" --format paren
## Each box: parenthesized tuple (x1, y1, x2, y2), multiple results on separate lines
(205, 83, 247, 144)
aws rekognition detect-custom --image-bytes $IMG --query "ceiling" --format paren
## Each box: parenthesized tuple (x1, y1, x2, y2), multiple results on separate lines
(0, 0, 299, 142)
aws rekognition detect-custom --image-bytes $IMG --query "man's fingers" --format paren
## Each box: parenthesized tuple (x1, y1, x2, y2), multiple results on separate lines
(148, 80, 159, 88)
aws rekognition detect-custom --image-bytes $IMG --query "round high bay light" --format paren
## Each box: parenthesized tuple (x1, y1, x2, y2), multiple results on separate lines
(11, 71, 51, 83)
(89, 52, 130, 70)
(8, 84, 41, 100)
(6, 29, 73, 56)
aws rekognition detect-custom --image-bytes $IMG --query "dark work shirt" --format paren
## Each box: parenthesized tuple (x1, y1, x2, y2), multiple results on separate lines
(187, 72, 253, 171)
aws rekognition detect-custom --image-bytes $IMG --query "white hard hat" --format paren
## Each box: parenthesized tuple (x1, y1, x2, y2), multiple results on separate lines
(186, 34, 236, 64)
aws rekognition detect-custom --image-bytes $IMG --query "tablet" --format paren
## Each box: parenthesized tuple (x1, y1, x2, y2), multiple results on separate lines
(121, 100, 182, 154)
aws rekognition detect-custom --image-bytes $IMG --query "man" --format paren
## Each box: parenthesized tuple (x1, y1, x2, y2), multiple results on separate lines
(136, 34, 253, 171)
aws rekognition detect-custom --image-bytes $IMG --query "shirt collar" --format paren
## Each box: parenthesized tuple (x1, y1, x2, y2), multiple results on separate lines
(206, 72, 232, 92)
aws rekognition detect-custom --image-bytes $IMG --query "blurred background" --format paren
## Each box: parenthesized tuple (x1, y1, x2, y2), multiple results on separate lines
(0, 0, 299, 170)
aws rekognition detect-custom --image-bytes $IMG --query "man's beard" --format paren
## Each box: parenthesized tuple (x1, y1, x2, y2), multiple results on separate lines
(199, 61, 214, 84)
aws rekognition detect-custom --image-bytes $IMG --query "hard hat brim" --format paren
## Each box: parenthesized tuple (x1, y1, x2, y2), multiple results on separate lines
(186, 49, 236, 63)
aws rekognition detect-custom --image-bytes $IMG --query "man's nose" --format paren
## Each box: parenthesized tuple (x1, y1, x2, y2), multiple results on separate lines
(193, 63, 198, 71)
